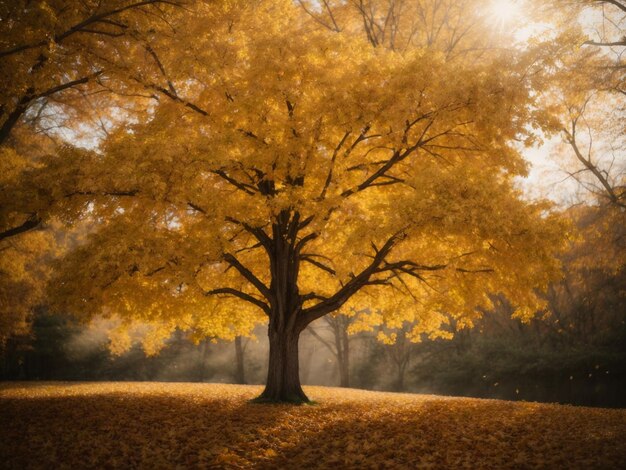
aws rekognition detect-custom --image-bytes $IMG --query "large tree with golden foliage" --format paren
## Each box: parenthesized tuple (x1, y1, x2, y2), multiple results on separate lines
(12, 0, 573, 402)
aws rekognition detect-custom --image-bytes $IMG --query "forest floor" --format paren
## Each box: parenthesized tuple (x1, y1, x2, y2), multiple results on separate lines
(1, 382, 625, 469)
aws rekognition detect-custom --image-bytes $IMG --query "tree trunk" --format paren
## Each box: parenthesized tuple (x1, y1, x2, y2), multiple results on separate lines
(257, 327, 308, 403)
(395, 361, 406, 392)
(338, 326, 350, 387)
(325, 315, 352, 388)
(234, 336, 246, 384)
(197, 338, 210, 382)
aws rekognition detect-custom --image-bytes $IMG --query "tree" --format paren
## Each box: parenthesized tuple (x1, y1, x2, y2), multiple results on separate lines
(233, 336, 247, 384)
(381, 323, 418, 392)
(579, 0, 626, 50)
(0, 227, 54, 346)
(0, 127, 65, 346)
(545, 204, 626, 346)
(20, 0, 570, 403)
(0, 0, 193, 344)
(540, 0, 626, 303)
(297, 0, 509, 56)
(541, 0, 626, 208)
(308, 311, 360, 387)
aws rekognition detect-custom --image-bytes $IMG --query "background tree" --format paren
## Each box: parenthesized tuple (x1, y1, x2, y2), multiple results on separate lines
(381, 323, 417, 392)
(298, 0, 510, 57)
(0, 0, 191, 345)
(308, 310, 362, 387)
(540, 0, 626, 208)
(233, 336, 247, 384)
(0, 128, 64, 347)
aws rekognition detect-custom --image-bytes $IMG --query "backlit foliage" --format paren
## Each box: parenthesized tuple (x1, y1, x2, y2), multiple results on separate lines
(1, 382, 625, 468)
(0, 0, 189, 344)
(0, 0, 186, 146)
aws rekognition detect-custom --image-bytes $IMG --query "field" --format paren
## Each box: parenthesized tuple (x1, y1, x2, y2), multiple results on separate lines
(1, 382, 625, 469)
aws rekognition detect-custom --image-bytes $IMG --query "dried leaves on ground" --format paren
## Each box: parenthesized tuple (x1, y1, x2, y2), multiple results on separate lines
(1, 382, 625, 469)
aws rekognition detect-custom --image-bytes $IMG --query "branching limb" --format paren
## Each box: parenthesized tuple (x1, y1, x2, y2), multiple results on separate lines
(0, 0, 184, 59)
(0, 71, 103, 146)
(223, 253, 272, 300)
(594, 0, 626, 14)
(225, 217, 272, 252)
(584, 39, 626, 47)
(212, 170, 257, 195)
(319, 130, 351, 199)
(299, 230, 406, 326)
(297, 0, 341, 32)
(563, 115, 626, 209)
(307, 326, 339, 357)
(205, 287, 270, 315)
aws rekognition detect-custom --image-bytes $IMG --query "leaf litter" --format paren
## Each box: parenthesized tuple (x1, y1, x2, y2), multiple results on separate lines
(1, 382, 625, 469)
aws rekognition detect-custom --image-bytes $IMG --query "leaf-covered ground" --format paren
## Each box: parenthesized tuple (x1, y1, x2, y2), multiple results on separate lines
(1, 382, 625, 469)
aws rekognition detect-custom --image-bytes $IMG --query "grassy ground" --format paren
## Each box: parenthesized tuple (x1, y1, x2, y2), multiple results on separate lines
(1, 382, 625, 469)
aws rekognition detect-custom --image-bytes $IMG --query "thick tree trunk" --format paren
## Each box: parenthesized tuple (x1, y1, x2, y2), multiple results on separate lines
(257, 327, 308, 403)
(234, 336, 246, 384)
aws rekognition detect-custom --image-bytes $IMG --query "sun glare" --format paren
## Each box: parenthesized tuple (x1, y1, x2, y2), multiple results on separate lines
(489, 0, 523, 26)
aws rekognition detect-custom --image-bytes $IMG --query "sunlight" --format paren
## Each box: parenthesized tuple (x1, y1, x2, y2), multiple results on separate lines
(488, 0, 523, 26)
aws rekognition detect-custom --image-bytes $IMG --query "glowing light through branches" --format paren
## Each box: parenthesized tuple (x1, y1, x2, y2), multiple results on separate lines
(488, 0, 523, 27)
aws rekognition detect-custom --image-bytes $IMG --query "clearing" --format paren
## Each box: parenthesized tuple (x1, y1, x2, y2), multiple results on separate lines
(1, 382, 625, 468)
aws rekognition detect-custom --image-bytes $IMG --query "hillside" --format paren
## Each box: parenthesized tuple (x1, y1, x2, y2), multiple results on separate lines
(1, 382, 625, 469)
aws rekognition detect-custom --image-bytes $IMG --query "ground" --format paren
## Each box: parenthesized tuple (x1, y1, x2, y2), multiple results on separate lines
(1, 382, 625, 469)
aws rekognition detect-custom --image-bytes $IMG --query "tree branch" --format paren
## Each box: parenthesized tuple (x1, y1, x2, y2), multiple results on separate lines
(225, 217, 272, 252)
(205, 287, 270, 315)
(0, 214, 41, 241)
(563, 121, 626, 209)
(223, 253, 272, 300)
(319, 130, 351, 199)
(63, 189, 140, 198)
(339, 116, 441, 198)
(0, 0, 183, 59)
(594, 0, 626, 14)
(36, 71, 104, 99)
(212, 170, 257, 195)
(0, 72, 103, 146)
(299, 231, 405, 326)
(301, 255, 337, 275)
(583, 39, 626, 47)
(307, 326, 339, 357)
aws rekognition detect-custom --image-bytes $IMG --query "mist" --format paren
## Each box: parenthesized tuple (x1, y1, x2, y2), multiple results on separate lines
(3, 297, 624, 409)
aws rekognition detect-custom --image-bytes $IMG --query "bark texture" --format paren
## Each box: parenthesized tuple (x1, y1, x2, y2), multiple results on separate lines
(258, 328, 308, 403)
